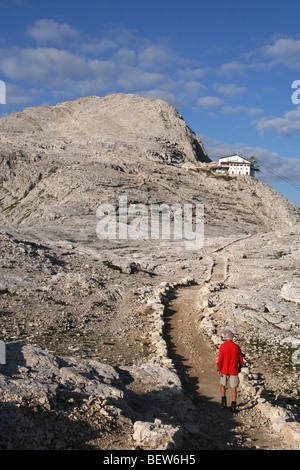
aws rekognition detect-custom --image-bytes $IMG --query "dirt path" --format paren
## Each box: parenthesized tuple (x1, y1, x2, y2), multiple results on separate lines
(164, 284, 293, 450)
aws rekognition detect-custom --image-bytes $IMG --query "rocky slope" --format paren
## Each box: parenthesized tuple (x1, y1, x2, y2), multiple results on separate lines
(0, 93, 298, 233)
(0, 93, 299, 450)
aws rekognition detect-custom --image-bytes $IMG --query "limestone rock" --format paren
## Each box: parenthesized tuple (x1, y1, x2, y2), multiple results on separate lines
(280, 281, 300, 304)
(133, 419, 182, 450)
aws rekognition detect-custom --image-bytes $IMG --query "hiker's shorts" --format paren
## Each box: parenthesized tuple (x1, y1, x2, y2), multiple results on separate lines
(220, 374, 239, 388)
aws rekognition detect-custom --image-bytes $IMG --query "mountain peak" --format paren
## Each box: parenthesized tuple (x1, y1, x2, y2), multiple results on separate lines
(0, 93, 210, 165)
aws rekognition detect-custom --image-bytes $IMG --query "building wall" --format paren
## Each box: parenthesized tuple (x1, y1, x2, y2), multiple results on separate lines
(229, 164, 250, 175)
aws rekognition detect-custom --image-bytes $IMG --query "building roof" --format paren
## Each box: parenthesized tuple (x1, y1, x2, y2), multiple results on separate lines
(219, 154, 251, 164)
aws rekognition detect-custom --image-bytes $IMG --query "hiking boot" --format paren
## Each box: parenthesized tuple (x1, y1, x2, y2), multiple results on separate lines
(221, 396, 227, 408)
(231, 401, 237, 413)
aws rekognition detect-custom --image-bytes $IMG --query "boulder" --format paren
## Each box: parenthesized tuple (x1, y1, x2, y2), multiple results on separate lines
(280, 281, 300, 304)
(133, 419, 182, 450)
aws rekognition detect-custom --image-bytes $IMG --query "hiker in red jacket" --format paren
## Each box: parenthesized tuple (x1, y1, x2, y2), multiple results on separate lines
(217, 330, 244, 412)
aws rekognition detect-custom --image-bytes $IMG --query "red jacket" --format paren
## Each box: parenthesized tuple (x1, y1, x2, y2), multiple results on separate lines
(217, 340, 244, 376)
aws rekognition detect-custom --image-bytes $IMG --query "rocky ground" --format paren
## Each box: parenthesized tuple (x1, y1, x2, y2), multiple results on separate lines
(0, 94, 299, 451)
(0, 223, 299, 450)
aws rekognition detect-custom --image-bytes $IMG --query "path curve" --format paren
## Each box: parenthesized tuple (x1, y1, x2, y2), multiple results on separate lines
(163, 283, 293, 450)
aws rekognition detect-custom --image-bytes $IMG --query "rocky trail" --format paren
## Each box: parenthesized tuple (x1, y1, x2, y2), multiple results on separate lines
(0, 228, 299, 451)
(164, 284, 294, 450)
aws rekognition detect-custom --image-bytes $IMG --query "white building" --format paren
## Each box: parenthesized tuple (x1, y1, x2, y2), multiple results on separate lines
(215, 154, 254, 176)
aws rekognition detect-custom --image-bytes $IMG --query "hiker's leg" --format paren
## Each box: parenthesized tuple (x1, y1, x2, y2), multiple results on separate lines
(231, 387, 237, 412)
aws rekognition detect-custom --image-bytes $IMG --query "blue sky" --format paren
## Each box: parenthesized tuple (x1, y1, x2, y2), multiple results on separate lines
(1, 0, 300, 207)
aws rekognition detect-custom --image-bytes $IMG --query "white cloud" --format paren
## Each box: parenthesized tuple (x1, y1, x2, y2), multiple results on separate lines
(78, 38, 118, 55)
(1, 48, 52, 82)
(0, 47, 95, 82)
(217, 61, 246, 77)
(0, 45, 119, 99)
(0, 19, 218, 108)
(117, 68, 166, 90)
(177, 68, 208, 80)
(138, 44, 194, 72)
(113, 47, 138, 66)
(228, 36, 300, 73)
(213, 83, 247, 96)
(216, 35, 300, 79)
(221, 105, 264, 116)
(197, 96, 223, 108)
(185, 81, 206, 95)
(27, 19, 80, 45)
(257, 106, 300, 137)
(261, 37, 300, 69)
(138, 45, 175, 69)
(5, 83, 42, 105)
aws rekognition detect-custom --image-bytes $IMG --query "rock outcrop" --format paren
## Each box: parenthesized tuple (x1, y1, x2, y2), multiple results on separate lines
(0, 342, 188, 450)
(0, 93, 299, 450)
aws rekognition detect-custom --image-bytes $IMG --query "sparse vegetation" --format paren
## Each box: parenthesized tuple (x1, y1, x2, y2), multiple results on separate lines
(103, 260, 122, 272)
(190, 167, 236, 181)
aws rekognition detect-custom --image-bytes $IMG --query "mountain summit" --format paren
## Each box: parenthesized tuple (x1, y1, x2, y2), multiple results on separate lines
(0, 93, 209, 165)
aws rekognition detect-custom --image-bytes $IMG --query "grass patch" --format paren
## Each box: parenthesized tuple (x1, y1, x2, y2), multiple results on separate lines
(0, 289, 16, 296)
(103, 260, 122, 272)
(92, 301, 113, 311)
(2, 200, 20, 212)
(190, 168, 236, 181)
(48, 166, 58, 176)
(268, 251, 287, 259)
(47, 297, 67, 306)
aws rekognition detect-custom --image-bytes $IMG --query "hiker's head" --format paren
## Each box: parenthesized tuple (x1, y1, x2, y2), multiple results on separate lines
(224, 330, 234, 341)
